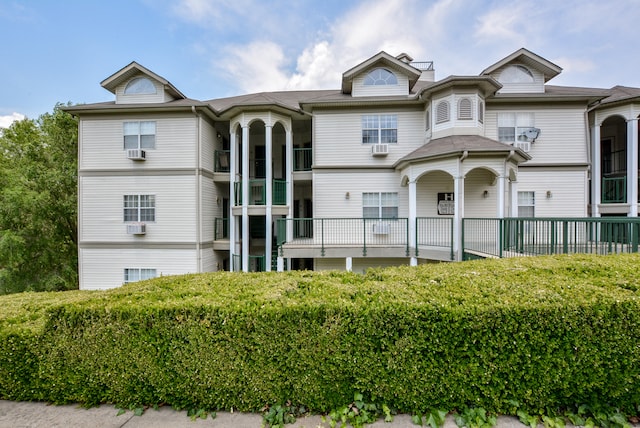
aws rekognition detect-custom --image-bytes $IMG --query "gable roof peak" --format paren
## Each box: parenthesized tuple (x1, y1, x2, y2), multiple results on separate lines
(100, 61, 186, 99)
(341, 50, 422, 93)
(480, 47, 562, 82)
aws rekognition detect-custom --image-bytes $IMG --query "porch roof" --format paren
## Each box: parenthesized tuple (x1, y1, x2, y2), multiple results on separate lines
(395, 135, 531, 166)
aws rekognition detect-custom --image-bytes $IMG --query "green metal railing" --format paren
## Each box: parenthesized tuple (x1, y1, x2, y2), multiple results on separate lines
(277, 218, 410, 257)
(231, 254, 266, 272)
(214, 150, 230, 172)
(463, 217, 640, 259)
(234, 180, 287, 205)
(416, 217, 454, 260)
(294, 148, 312, 171)
(214, 217, 229, 240)
(602, 176, 626, 203)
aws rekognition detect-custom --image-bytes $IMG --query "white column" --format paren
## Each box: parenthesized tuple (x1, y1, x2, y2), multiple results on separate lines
(497, 175, 506, 218)
(592, 125, 601, 217)
(346, 257, 353, 272)
(408, 179, 417, 265)
(241, 125, 249, 272)
(229, 130, 237, 270)
(453, 175, 464, 261)
(510, 179, 518, 217)
(265, 125, 273, 271)
(285, 129, 294, 271)
(628, 119, 639, 216)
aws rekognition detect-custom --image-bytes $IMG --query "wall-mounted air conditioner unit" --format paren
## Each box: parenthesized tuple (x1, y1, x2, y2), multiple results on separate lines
(372, 222, 390, 234)
(514, 141, 531, 152)
(371, 144, 389, 156)
(127, 223, 146, 235)
(127, 149, 146, 160)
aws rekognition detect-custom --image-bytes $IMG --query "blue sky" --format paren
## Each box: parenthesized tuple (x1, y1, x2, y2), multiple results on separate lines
(1, 0, 639, 127)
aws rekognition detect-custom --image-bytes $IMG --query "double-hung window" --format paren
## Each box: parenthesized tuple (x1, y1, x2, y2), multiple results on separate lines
(362, 115, 397, 144)
(517, 191, 535, 217)
(124, 121, 156, 150)
(124, 195, 155, 222)
(497, 113, 534, 143)
(124, 268, 157, 284)
(363, 192, 398, 218)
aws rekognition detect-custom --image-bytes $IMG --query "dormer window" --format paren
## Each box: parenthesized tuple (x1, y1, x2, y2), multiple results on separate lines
(499, 65, 534, 83)
(124, 77, 157, 94)
(364, 68, 398, 86)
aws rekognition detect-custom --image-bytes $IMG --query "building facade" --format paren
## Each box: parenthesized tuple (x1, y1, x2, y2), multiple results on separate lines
(65, 48, 640, 289)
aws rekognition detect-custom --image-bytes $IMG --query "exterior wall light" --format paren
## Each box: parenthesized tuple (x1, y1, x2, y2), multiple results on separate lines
(345, 192, 350, 200)
(546, 190, 552, 199)
(483, 190, 489, 198)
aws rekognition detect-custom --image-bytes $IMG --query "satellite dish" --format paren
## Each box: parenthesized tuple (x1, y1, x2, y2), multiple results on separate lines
(524, 127, 540, 142)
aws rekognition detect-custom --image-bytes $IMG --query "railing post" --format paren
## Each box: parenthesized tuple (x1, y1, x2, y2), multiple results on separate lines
(562, 221, 569, 254)
(405, 218, 410, 257)
(633, 221, 639, 253)
(460, 218, 465, 261)
(363, 218, 367, 257)
(321, 218, 325, 257)
(498, 219, 503, 258)
(415, 218, 419, 257)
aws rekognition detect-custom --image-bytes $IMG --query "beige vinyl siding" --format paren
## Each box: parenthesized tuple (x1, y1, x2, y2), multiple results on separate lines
(313, 171, 407, 218)
(115, 79, 174, 104)
(80, 115, 197, 170)
(464, 168, 501, 218)
(484, 104, 588, 164)
(517, 168, 588, 217)
(313, 108, 425, 166)
(416, 171, 454, 217)
(79, 248, 197, 290)
(315, 258, 347, 271)
(596, 104, 640, 124)
(200, 119, 216, 173)
(201, 177, 216, 242)
(201, 248, 217, 272)
(352, 73, 409, 97)
(80, 175, 197, 242)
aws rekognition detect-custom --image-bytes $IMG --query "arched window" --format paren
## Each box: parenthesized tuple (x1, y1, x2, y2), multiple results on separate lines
(124, 77, 157, 94)
(436, 100, 450, 124)
(478, 101, 484, 123)
(364, 68, 398, 85)
(499, 65, 534, 84)
(458, 98, 473, 120)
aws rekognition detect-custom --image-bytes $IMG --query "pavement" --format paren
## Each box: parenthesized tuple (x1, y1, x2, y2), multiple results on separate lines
(0, 400, 535, 428)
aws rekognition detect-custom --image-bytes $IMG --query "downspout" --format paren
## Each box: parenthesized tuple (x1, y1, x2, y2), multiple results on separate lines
(192, 106, 202, 272)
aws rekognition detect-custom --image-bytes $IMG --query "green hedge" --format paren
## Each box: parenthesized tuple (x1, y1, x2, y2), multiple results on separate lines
(1, 254, 639, 414)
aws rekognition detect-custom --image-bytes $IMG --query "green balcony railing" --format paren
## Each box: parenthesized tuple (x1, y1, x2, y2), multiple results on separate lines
(231, 254, 266, 272)
(277, 218, 409, 257)
(234, 180, 287, 205)
(416, 217, 454, 260)
(294, 147, 312, 171)
(602, 176, 626, 203)
(214, 217, 229, 240)
(214, 150, 230, 172)
(462, 217, 640, 259)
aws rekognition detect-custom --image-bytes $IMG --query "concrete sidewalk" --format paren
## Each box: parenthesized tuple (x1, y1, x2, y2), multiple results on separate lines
(0, 400, 532, 428)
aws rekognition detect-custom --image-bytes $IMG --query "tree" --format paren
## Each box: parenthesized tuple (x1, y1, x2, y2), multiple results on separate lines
(0, 104, 78, 293)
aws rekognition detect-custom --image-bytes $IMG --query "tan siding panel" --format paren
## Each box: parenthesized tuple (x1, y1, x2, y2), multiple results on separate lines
(352, 73, 409, 97)
(517, 169, 588, 217)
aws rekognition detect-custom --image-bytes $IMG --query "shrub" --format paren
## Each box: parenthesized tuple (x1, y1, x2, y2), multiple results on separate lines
(1, 254, 639, 414)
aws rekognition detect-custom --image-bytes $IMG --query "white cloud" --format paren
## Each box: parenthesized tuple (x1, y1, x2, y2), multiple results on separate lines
(0, 112, 25, 129)
(219, 41, 290, 94)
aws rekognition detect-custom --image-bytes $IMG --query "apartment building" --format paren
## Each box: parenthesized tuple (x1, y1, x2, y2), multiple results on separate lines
(65, 48, 640, 289)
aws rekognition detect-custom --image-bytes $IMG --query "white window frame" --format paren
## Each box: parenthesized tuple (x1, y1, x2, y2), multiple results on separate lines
(124, 77, 157, 94)
(361, 115, 398, 144)
(478, 101, 484, 124)
(500, 65, 534, 83)
(518, 191, 535, 217)
(362, 192, 398, 219)
(124, 268, 157, 284)
(364, 68, 398, 86)
(497, 113, 535, 144)
(425, 109, 431, 131)
(124, 121, 156, 150)
(124, 195, 156, 222)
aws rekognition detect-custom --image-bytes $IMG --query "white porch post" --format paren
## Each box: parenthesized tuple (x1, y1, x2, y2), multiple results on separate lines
(346, 257, 353, 272)
(497, 174, 506, 219)
(229, 131, 237, 270)
(510, 179, 518, 217)
(592, 124, 601, 217)
(265, 125, 273, 271)
(628, 119, 639, 216)
(241, 125, 250, 272)
(408, 179, 417, 266)
(453, 175, 465, 261)
(285, 128, 293, 270)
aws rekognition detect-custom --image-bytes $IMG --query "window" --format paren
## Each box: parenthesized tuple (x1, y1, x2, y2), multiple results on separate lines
(458, 98, 473, 120)
(364, 68, 398, 85)
(363, 192, 398, 218)
(124, 77, 156, 94)
(124, 195, 155, 222)
(436, 101, 450, 124)
(124, 121, 156, 150)
(518, 191, 535, 217)
(478, 101, 484, 123)
(500, 65, 534, 83)
(497, 113, 534, 143)
(361, 115, 397, 144)
(124, 268, 157, 284)
(425, 109, 431, 131)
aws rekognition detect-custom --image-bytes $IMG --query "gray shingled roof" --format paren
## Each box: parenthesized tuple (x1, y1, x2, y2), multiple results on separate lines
(397, 135, 531, 164)
(600, 85, 640, 105)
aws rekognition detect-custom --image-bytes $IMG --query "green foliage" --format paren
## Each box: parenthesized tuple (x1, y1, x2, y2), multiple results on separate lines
(0, 104, 78, 294)
(0, 255, 640, 417)
(454, 407, 497, 428)
(412, 409, 447, 427)
(324, 393, 392, 428)
(262, 402, 303, 427)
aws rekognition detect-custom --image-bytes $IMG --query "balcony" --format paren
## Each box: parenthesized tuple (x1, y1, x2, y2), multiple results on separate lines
(232, 254, 265, 272)
(294, 148, 312, 171)
(602, 176, 626, 203)
(234, 180, 287, 205)
(214, 150, 230, 172)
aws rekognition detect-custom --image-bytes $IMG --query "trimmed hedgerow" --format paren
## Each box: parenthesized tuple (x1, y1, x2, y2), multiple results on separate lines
(1, 254, 640, 414)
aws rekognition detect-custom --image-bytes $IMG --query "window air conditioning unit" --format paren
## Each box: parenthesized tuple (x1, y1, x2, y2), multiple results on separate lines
(372, 222, 390, 234)
(514, 140, 531, 152)
(126, 149, 146, 160)
(371, 144, 389, 156)
(127, 223, 146, 235)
